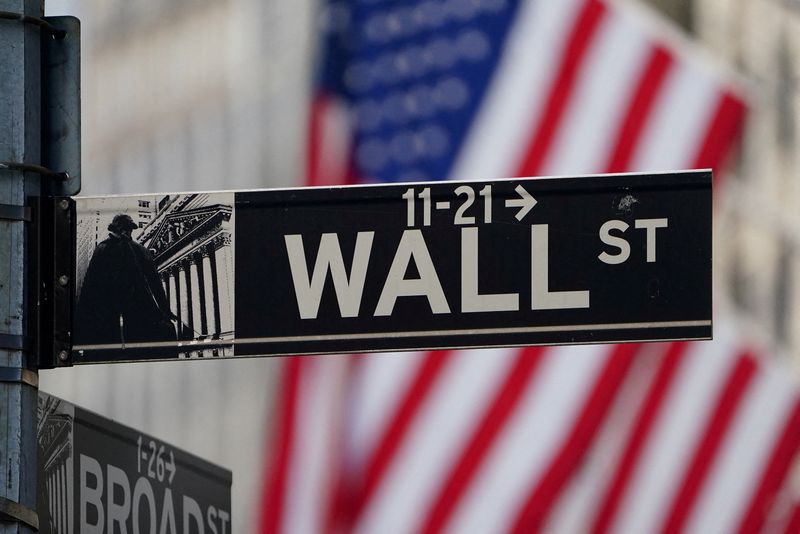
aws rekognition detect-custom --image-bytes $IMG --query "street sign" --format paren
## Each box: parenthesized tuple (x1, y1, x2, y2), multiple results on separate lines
(37, 391, 232, 533)
(67, 170, 711, 364)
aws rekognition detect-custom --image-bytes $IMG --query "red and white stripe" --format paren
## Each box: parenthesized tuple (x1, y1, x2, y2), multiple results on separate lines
(260, 356, 351, 533)
(307, 96, 354, 187)
(260, 0, 800, 533)
(450, 0, 745, 181)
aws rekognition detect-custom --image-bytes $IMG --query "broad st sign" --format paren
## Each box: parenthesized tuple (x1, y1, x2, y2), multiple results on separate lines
(37, 392, 232, 533)
(67, 170, 711, 364)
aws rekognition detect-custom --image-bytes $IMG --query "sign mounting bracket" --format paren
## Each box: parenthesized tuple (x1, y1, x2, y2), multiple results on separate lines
(0, 495, 40, 531)
(36, 197, 75, 369)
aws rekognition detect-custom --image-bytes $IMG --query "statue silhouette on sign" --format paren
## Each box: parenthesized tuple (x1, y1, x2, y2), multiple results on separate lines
(75, 214, 179, 347)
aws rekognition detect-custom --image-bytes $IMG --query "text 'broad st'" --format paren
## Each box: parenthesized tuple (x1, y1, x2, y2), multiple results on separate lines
(37, 392, 232, 533)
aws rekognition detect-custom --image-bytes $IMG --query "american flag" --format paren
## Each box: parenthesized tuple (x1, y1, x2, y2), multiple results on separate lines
(260, 0, 800, 532)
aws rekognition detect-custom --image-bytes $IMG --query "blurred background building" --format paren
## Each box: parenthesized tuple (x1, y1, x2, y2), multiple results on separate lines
(39, 0, 800, 531)
(693, 0, 800, 375)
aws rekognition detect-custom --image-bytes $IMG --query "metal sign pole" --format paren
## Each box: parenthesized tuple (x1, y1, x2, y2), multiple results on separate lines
(0, 0, 42, 532)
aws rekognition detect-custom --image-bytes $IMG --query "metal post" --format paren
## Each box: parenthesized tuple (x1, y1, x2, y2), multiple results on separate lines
(0, 0, 42, 533)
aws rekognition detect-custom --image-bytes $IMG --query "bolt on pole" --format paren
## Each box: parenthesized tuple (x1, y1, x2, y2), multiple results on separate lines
(0, 0, 42, 532)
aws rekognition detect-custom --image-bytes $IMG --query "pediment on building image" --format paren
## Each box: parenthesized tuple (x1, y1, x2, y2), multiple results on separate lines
(140, 202, 232, 265)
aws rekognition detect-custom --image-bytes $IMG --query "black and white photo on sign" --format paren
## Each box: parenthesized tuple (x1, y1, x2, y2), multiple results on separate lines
(74, 192, 235, 358)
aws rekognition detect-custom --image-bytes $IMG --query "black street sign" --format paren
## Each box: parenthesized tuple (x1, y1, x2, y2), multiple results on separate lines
(67, 170, 711, 364)
(37, 391, 232, 533)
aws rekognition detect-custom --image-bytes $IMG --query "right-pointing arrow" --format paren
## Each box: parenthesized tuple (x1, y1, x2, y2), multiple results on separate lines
(166, 450, 176, 484)
(505, 184, 537, 221)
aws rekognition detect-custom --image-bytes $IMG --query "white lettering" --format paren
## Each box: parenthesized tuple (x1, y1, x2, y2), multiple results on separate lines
(598, 220, 630, 265)
(159, 489, 177, 534)
(531, 224, 590, 309)
(461, 227, 518, 312)
(79, 455, 226, 534)
(182, 496, 204, 534)
(375, 229, 450, 316)
(80, 454, 105, 534)
(207, 507, 218, 534)
(107, 464, 132, 534)
(217, 510, 230, 534)
(132, 477, 156, 534)
(635, 218, 668, 262)
(285, 232, 374, 319)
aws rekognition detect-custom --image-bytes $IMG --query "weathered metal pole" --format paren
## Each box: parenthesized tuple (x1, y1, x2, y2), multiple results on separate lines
(0, 0, 42, 533)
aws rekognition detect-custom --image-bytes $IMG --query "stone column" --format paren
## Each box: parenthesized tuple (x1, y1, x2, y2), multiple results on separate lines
(183, 259, 194, 334)
(189, 255, 203, 337)
(51, 467, 56, 533)
(215, 234, 234, 334)
(173, 266, 182, 327)
(208, 242, 222, 337)
(62, 463, 69, 533)
(46, 474, 53, 531)
(52, 466, 57, 533)
(194, 251, 209, 336)
(167, 268, 176, 322)
(201, 247, 216, 337)
(58, 464, 65, 533)
(66, 455, 74, 533)
(178, 262, 189, 334)
(158, 269, 172, 318)
(162, 271, 171, 307)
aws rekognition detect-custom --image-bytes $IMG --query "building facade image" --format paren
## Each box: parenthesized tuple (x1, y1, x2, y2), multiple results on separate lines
(138, 194, 235, 357)
(37, 396, 74, 534)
